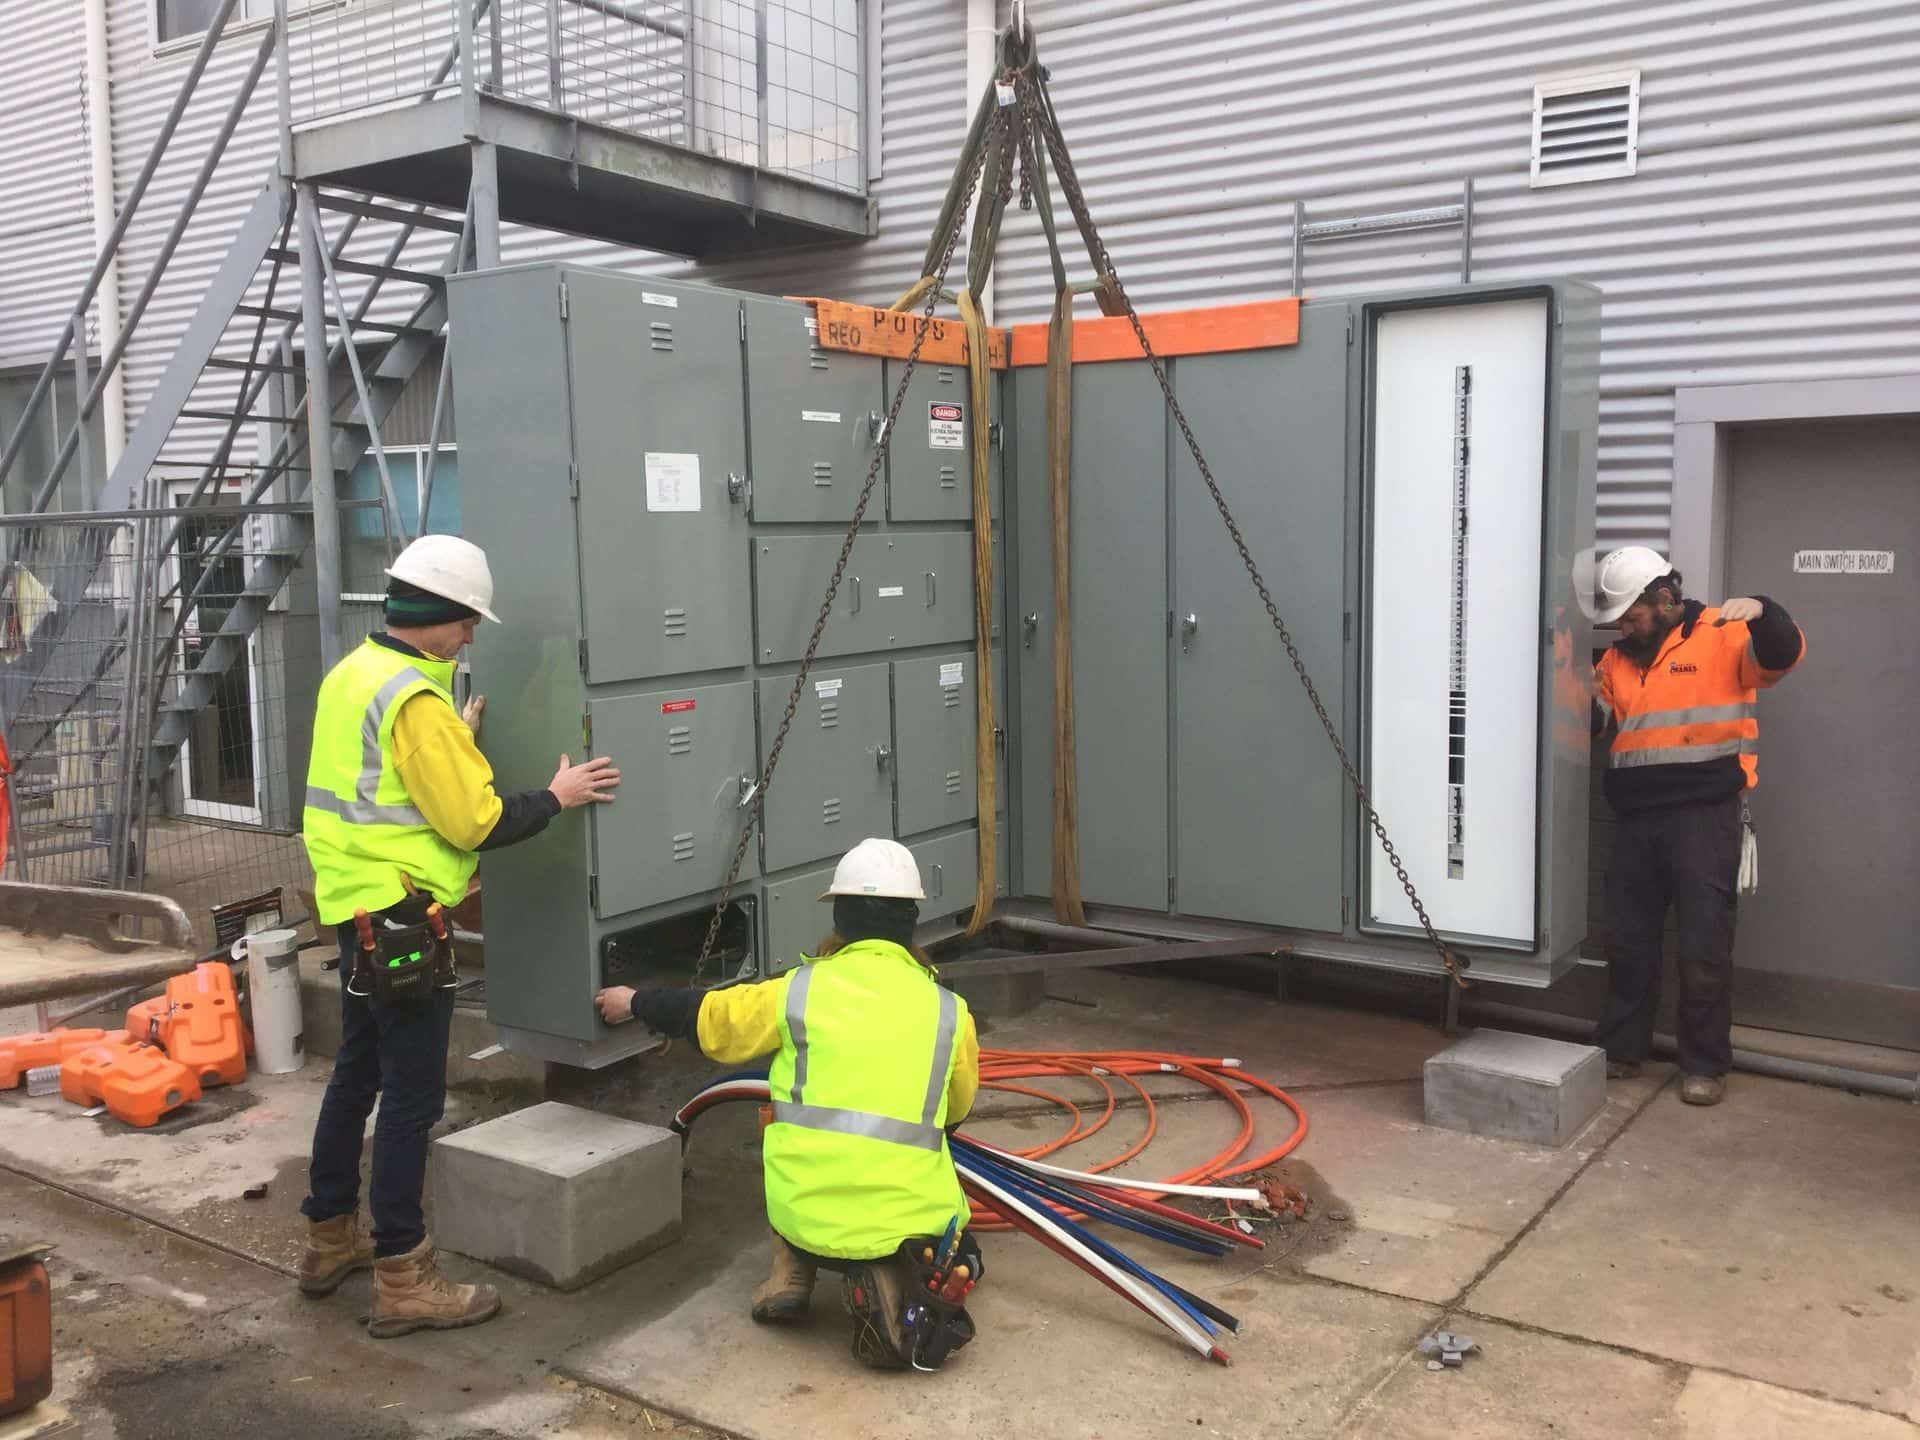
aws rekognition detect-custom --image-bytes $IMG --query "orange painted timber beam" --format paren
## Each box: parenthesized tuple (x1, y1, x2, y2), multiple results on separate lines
(1008, 298, 1301, 367)
(795, 297, 1012, 370)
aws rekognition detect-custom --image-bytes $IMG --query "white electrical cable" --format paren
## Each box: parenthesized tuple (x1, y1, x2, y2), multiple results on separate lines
(970, 1144, 1268, 1207)
(961, 1165, 1218, 1357)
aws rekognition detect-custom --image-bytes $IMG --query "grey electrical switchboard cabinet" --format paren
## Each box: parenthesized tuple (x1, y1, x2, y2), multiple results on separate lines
(1007, 281, 1598, 987)
(449, 264, 1005, 1067)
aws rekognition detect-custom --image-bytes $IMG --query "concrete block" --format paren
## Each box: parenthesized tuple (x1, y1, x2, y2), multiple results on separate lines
(430, 1101, 681, 1289)
(1423, 1028, 1605, 1148)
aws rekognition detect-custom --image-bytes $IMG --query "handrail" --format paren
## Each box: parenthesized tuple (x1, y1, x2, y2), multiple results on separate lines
(0, 0, 248, 500)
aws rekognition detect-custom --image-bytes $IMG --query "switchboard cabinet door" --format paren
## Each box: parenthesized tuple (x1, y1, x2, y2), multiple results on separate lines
(1364, 297, 1547, 947)
(567, 272, 752, 682)
(762, 863, 837, 976)
(757, 662, 894, 872)
(754, 531, 977, 663)
(886, 362, 1003, 522)
(911, 828, 980, 928)
(1014, 363, 1170, 912)
(893, 652, 977, 836)
(588, 681, 759, 917)
(745, 298, 883, 523)
(1173, 319, 1348, 931)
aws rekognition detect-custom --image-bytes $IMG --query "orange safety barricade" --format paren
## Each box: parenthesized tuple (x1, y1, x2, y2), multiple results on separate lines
(0, 1244, 53, 1419)
(163, 962, 247, 1087)
(98, 1046, 201, 1128)
(125, 996, 173, 1047)
(0, 1029, 113, 1090)
(59, 1034, 140, 1107)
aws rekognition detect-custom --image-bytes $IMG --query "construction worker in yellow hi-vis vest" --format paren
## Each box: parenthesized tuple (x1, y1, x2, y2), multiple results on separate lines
(596, 837, 984, 1370)
(300, 534, 621, 1339)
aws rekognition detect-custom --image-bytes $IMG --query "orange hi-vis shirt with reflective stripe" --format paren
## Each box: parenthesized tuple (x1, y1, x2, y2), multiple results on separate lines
(1594, 604, 1805, 802)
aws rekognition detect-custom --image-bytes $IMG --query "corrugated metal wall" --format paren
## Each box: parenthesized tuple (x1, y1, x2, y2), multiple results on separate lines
(3, 0, 1915, 548)
(0, 1, 96, 369)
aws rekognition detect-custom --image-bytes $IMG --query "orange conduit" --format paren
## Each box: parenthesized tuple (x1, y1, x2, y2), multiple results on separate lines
(960, 1049, 1310, 1231)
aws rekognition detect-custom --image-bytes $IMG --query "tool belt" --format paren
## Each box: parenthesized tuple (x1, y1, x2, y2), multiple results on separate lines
(347, 896, 457, 1006)
(898, 1232, 983, 1373)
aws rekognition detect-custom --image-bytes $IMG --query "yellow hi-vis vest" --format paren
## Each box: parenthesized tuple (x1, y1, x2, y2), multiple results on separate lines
(765, 939, 970, 1261)
(302, 637, 477, 925)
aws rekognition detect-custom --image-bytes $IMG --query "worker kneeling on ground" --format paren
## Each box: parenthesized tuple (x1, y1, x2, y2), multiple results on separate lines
(595, 837, 983, 1371)
(300, 535, 620, 1338)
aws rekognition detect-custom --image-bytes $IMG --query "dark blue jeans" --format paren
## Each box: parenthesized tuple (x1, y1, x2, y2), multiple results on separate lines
(301, 922, 456, 1257)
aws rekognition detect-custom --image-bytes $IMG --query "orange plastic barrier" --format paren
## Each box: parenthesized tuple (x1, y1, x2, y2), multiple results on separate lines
(0, 1029, 112, 1090)
(59, 1034, 140, 1107)
(98, 1046, 201, 1128)
(163, 962, 247, 1088)
(0, 1248, 53, 1418)
(125, 996, 173, 1046)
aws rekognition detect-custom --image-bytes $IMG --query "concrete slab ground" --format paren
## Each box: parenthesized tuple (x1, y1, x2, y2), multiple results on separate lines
(3, 969, 1915, 1440)
(1465, 1072, 1920, 1420)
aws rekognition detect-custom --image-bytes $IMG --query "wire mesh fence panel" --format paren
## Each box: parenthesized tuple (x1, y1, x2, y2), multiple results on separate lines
(288, 0, 862, 193)
(0, 502, 405, 953)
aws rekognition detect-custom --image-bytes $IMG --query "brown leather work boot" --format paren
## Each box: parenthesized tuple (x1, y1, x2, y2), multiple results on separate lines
(367, 1238, 501, 1339)
(299, 1213, 374, 1297)
(750, 1231, 817, 1323)
(842, 1258, 913, 1370)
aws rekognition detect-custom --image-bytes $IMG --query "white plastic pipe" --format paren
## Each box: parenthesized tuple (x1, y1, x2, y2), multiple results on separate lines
(82, 0, 127, 469)
(243, 927, 307, 1074)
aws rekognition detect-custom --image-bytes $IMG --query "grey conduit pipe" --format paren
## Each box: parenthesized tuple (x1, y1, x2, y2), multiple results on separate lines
(1463, 998, 1918, 1104)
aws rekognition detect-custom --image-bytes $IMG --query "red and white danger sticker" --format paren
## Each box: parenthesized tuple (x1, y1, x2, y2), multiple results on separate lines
(661, 699, 696, 715)
(929, 401, 965, 450)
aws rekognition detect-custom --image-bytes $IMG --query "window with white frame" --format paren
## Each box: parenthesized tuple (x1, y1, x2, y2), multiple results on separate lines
(157, 0, 339, 44)
(1530, 70, 1640, 188)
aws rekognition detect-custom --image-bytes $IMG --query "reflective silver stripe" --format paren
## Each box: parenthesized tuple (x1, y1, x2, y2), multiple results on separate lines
(1617, 703, 1753, 734)
(919, 986, 958, 1127)
(770, 1100, 944, 1152)
(304, 785, 427, 827)
(784, 964, 814, 1104)
(1611, 738, 1760, 768)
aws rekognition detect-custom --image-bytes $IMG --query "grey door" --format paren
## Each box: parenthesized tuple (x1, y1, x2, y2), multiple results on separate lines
(753, 531, 977, 662)
(763, 861, 838, 976)
(588, 681, 759, 917)
(892, 651, 977, 836)
(1173, 313, 1349, 929)
(1725, 416, 1920, 1048)
(887, 361, 1003, 522)
(567, 272, 752, 682)
(757, 661, 894, 871)
(745, 297, 883, 522)
(1012, 363, 1171, 912)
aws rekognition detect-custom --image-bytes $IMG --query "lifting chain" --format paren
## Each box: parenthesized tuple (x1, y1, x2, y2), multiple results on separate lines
(690, 105, 1009, 987)
(1023, 75, 1472, 990)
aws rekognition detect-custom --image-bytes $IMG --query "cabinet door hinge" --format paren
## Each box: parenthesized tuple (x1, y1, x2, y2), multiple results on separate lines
(1342, 896, 1350, 926)
(1345, 310, 1355, 344)
(582, 710, 592, 749)
(589, 874, 599, 911)
(1168, 875, 1177, 909)
(568, 461, 579, 499)
(578, 637, 590, 672)
(1343, 610, 1352, 641)
(559, 280, 570, 321)
(739, 307, 747, 342)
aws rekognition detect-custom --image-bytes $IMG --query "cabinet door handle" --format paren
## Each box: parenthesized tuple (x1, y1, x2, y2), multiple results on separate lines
(875, 744, 893, 772)
(925, 570, 937, 607)
(1181, 612, 1199, 653)
(850, 576, 862, 614)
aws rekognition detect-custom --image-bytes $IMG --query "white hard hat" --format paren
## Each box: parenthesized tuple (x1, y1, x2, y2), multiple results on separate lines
(819, 837, 926, 901)
(1591, 545, 1672, 626)
(385, 534, 500, 623)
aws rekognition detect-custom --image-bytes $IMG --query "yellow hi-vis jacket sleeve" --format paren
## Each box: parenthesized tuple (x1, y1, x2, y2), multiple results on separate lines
(388, 692, 505, 852)
(696, 978, 982, 1123)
